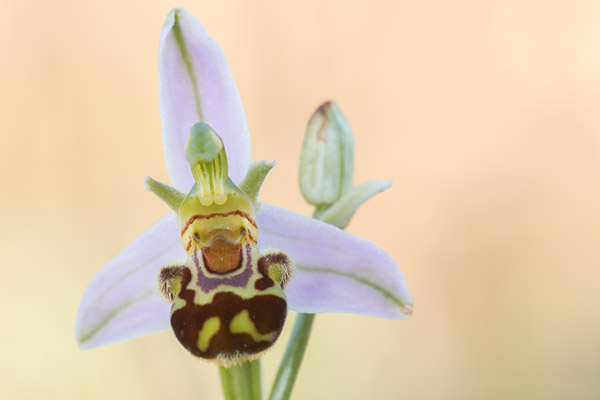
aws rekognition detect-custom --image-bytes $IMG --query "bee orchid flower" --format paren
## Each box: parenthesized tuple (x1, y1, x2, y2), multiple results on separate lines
(75, 8, 413, 363)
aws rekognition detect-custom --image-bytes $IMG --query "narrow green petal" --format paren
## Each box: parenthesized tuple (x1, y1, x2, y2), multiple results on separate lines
(239, 160, 276, 202)
(145, 176, 186, 212)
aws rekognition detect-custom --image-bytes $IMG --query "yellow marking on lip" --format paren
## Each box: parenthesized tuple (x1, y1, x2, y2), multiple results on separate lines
(230, 310, 277, 343)
(181, 211, 258, 236)
(197, 316, 221, 352)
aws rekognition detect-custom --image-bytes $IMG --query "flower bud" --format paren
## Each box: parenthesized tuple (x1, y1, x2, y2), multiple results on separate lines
(298, 101, 354, 206)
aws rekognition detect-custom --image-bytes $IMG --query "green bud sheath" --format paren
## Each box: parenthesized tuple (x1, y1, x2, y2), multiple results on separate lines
(298, 101, 354, 206)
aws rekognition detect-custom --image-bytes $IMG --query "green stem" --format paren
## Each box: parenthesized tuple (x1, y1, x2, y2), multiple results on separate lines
(268, 313, 316, 400)
(248, 359, 263, 400)
(219, 359, 262, 400)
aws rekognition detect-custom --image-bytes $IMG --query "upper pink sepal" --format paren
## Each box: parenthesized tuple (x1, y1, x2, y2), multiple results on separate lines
(158, 8, 251, 189)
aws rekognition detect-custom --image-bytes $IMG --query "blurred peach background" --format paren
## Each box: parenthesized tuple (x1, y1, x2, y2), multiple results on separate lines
(2, 0, 600, 399)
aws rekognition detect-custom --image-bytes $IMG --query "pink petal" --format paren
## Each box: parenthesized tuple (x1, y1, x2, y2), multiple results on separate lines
(75, 214, 185, 348)
(257, 204, 413, 319)
(158, 8, 251, 189)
